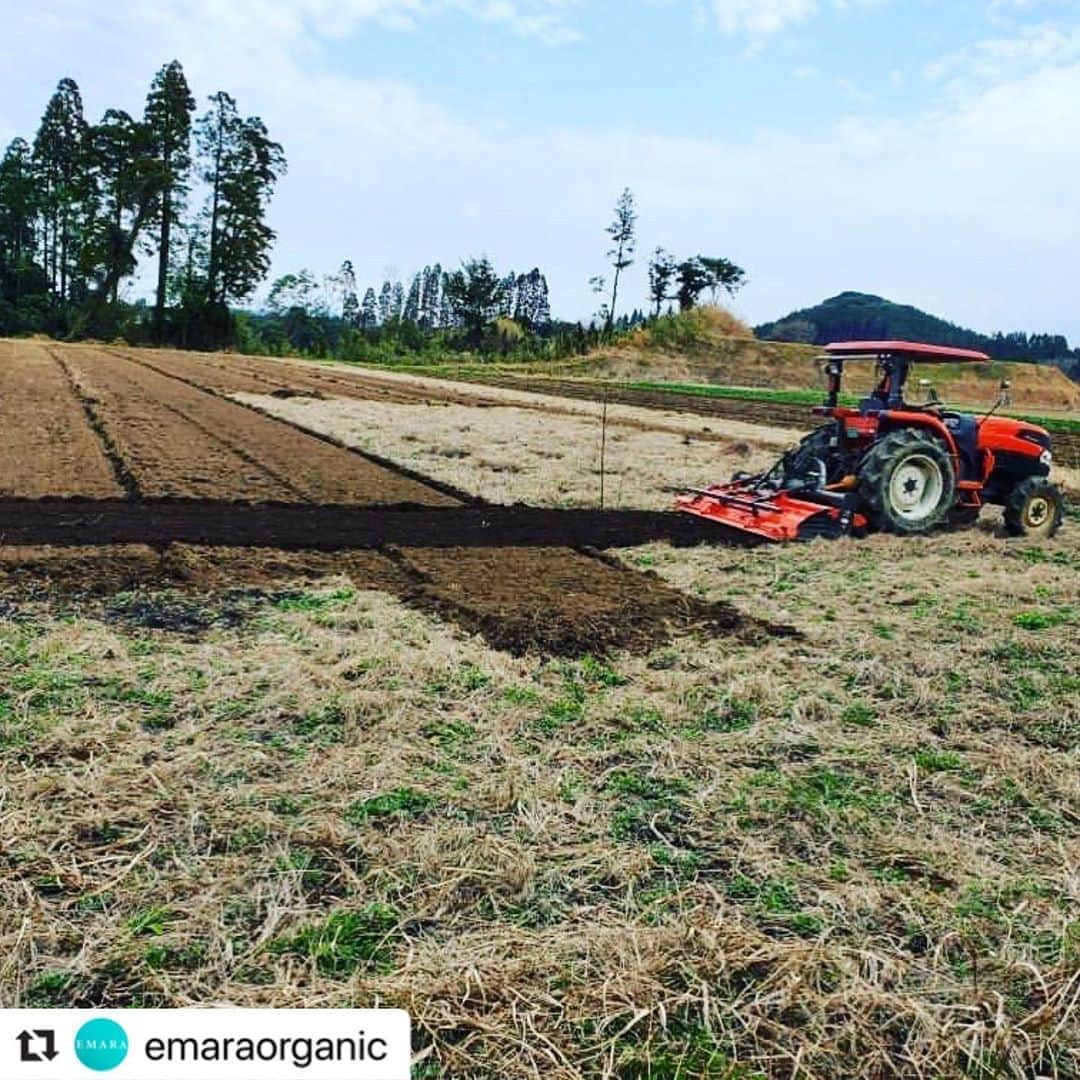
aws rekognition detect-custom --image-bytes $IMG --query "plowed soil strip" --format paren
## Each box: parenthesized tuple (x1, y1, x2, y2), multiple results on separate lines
(0, 538, 777, 657)
(61, 349, 457, 506)
(0, 341, 122, 499)
(392, 545, 772, 656)
(0, 500, 737, 551)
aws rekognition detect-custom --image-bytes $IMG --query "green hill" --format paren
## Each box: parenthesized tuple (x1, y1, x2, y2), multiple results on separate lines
(757, 292, 1080, 378)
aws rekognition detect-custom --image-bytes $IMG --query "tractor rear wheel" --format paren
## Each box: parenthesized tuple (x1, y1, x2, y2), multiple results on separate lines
(1004, 477, 1064, 539)
(858, 429, 956, 535)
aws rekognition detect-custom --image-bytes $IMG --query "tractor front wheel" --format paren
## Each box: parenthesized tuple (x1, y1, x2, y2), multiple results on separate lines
(858, 430, 956, 535)
(1004, 477, 1064, 539)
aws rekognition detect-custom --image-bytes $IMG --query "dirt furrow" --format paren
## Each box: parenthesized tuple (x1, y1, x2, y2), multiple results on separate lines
(61, 348, 299, 502)
(116, 350, 479, 505)
(115, 347, 421, 404)
(61, 349, 457, 506)
(0, 341, 123, 499)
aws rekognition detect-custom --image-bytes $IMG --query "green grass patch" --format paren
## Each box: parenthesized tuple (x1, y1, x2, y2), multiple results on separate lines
(913, 748, 970, 774)
(841, 702, 877, 728)
(24, 971, 76, 1007)
(269, 906, 400, 977)
(273, 588, 356, 613)
(614, 1021, 753, 1079)
(607, 770, 690, 842)
(1014, 607, 1073, 631)
(346, 788, 434, 826)
(127, 906, 172, 937)
(701, 696, 757, 733)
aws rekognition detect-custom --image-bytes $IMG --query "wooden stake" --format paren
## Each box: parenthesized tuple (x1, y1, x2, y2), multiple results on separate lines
(600, 394, 608, 510)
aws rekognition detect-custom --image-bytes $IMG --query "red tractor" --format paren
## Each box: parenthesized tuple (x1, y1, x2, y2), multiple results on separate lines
(677, 341, 1065, 542)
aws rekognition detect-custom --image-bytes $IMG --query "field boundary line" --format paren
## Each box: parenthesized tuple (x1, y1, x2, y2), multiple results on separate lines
(48, 347, 141, 500)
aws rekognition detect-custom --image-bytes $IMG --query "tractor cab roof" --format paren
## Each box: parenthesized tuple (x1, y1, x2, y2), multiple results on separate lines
(823, 341, 991, 364)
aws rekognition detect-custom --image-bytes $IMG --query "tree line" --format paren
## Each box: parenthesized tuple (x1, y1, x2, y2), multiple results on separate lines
(0, 62, 285, 347)
(228, 184, 746, 362)
(246, 258, 559, 359)
(2, 68, 751, 363)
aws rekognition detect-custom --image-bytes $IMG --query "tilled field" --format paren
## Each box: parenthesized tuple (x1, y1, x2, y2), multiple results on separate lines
(112, 345, 1080, 469)
(0, 341, 122, 498)
(57, 346, 454, 506)
(471, 374, 1080, 471)
(0, 340, 768, 656)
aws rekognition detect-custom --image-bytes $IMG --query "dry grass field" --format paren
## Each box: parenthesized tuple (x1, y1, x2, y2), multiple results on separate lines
(1, 340, 1078, 1079)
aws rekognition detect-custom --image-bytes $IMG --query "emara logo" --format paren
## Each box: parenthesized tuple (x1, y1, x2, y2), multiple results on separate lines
(74, 1018, 129, 1072)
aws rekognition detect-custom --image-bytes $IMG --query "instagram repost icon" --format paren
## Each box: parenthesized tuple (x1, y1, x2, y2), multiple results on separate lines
(74, 1018, 129, 1072)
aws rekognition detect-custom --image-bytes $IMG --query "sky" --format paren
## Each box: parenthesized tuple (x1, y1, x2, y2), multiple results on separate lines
(3, 0, 1080, 338)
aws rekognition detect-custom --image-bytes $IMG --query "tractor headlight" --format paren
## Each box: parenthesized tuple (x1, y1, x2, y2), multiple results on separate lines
(1040, 449, 1053, 468)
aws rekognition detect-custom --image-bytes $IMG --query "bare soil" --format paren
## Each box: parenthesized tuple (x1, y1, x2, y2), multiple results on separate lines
(0, 515, 765, 656)
(0, 340, 122, 498)
(392, 545, 781, 656)
(58, 346, 455, 506)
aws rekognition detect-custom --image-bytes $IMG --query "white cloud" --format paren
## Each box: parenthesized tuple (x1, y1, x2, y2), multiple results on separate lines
(693, 0, 881, 37)
(926, 22, 1080, 85)
(694, 0, 817, 35)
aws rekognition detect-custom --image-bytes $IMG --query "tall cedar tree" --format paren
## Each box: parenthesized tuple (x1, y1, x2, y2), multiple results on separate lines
(604, 188, 636, 331)
(420, 263, 442, 327)
(360, 286, 378, 329)
(444, 258, 503, 345)
(89, 110, 139, 303)
(0, 139, 39, 302)
(197, 91, 285, 307)
(84, 108, 169, 314)
(33, 78, 90, 303)
(404, 273, 422, 322)
(340, 259, 359, 325)
(145, 61, 195, 340)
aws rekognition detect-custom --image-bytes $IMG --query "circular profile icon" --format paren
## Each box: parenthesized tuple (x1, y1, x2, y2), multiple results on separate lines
(74, 1018, 129, 1072)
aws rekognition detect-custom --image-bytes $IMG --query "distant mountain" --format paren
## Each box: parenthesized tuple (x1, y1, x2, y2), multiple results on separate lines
(756, 292, 1080, 379)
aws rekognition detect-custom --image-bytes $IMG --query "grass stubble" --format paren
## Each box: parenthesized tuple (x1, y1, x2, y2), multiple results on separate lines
(1, 514, 1077, 1078)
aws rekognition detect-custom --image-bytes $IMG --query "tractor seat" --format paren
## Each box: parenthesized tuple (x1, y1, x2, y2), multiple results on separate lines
(940, 412, 980, 476)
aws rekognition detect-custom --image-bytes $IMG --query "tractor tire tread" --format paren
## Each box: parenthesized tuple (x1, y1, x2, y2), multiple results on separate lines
(858, 429, 956, 535)
(1003, 477, 1065, 539)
